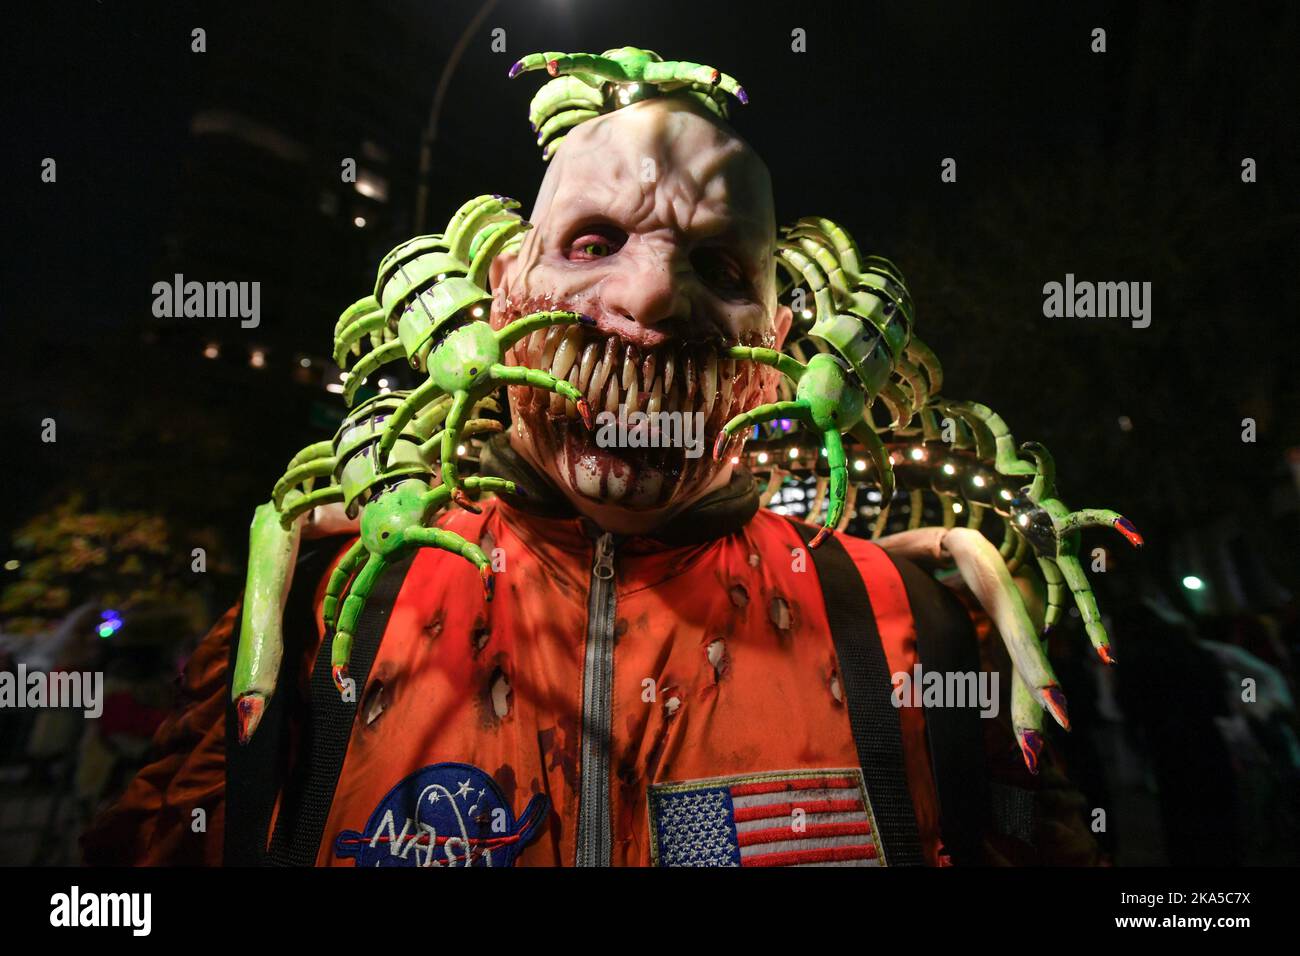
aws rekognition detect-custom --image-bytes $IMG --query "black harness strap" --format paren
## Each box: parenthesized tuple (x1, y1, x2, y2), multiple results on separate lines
(789, 520, 924, 866)
(887, 554, 991, 865)
(224, 539, 345, 866)
(266, 552, 416, 867)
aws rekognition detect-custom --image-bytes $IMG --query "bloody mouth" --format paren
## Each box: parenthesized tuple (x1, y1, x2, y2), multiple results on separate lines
(498, 299, 775, 509)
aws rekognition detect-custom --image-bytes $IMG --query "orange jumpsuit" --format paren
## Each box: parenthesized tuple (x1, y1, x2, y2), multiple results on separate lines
(83, 449, 1100, 867)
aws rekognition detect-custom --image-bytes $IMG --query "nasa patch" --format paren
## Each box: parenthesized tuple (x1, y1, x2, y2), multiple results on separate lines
(334, 762, 548, 867)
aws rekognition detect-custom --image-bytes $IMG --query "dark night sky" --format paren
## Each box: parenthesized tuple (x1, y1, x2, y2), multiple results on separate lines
(3, 0, 1298, 605)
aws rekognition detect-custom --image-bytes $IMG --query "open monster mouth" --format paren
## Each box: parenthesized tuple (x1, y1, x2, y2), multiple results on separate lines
(503, 316, 773, 509)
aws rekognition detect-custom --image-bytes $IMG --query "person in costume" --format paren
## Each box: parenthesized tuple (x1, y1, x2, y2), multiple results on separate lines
(84, 48, 1127, 867)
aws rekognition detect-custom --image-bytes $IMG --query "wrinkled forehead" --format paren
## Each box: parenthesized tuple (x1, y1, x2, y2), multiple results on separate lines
(529, 98, 776, 250)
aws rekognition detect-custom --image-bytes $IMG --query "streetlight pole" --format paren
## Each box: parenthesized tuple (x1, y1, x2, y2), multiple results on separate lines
(414, 0, 502, 234)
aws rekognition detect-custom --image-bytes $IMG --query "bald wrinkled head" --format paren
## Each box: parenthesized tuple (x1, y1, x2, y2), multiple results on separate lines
(491, 96, 790, 529)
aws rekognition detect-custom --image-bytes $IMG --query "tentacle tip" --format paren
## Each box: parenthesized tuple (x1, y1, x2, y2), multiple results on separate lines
(1017, 730, 1043, 775)
(508, 61, 525, 79)
(709, 69, 721, 85)
(480, 567, 495, 602)
(1115, 516, 1144, 548)
(331, 665, 350, 697)
(452, 489, 484, 514)
(737, 87, 749, 105)
(712, 431, 729, 461)
(546, 59, 560, 77)
(577, 399, 594, 430)
(1097, 645, 1117, 666)
(1043, 685, 1071, 731)
(809, 526, 832, 550)
(577, 313, 597, 326)
(236, 694, 265, 745)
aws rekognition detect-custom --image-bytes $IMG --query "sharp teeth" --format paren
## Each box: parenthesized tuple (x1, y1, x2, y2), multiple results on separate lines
(719, 357, 736, 410)
(625, 372, 639, 413)
(621, 345, 637, 390)
(700, 350, 718, 419)
(662, 351, 675, 394)
(549, 387, 566, 415)
(589, 335, 618, 406)
(684, 351, 697, 402)
(565, 363, 580, 417)
(647, 375, 663, 417)
(529, 328, 547, 366)
(604, 374, 620, 414)
(642, 351, 657, 394)
(577, 340, 599, 393)
(551, 326, 582, 381)
(539, 325, 564, 369)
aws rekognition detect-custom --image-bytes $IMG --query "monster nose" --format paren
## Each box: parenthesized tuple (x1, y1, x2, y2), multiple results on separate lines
(598, 253, 692, 345)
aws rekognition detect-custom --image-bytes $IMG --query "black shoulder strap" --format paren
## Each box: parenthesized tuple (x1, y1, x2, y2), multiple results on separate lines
(265, 552, 416, 867)
(887, 554, 991, 865)
(224, 538, 345, 866)
(789, 520, 924, 866)
(223, 539, 415, 867)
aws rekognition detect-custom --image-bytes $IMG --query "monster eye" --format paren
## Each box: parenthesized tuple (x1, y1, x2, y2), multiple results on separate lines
(692, 247, 751, 299)
(566, 225, 626, 261)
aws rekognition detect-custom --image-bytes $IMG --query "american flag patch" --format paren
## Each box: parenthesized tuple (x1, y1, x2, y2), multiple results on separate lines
(647, 768, 885, 867)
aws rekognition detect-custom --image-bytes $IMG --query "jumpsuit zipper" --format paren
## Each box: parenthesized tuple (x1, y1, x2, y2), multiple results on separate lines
(577, 530, 617, 866)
